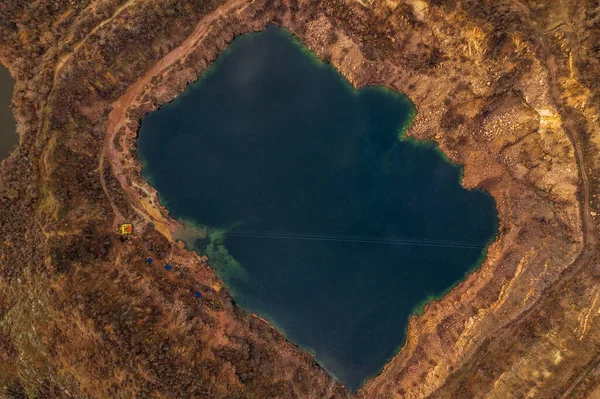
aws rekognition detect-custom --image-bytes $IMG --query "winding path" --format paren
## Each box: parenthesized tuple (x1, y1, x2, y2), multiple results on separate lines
(36, 0, 141, 229)
(499, 2, 598, 397)
(508, 0, 597, 310)
(42, 0, 599, 395)
(100, 0, 251, 229)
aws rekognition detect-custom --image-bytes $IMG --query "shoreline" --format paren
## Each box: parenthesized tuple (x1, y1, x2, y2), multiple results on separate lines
(1, 0, 597, 396)
(129, 23, 501, 392)
(112, 14, 505, 391)
(97, 0, 586, 396)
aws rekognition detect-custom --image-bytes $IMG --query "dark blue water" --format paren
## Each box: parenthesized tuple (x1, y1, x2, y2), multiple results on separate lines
(138, 26, 497, 390)
(0, 65, 17, 162)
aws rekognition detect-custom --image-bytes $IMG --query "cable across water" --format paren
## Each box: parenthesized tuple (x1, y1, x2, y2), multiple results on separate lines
(225, 230, 490, 249)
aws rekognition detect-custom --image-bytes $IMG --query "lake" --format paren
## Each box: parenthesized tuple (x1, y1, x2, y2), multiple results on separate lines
(0, 65, 17, 162)
(137, 25, 498, 391)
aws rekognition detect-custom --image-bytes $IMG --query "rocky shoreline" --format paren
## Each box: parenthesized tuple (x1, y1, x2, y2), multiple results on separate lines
(1, 0, 600, 397)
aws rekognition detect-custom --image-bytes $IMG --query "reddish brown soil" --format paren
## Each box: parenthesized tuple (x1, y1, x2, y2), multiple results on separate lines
(1, 0, 600, 397)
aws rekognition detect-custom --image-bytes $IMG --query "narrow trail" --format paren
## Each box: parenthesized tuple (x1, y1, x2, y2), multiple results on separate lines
(58, 0, 141, 224)
(36, 0, 140, 229)
(101, 0, 250, 230)
(560, 354, 600, 398)
(52, 0, 139, 86)
(505, 0, 597, 310)
(365, 4, 598, 398)
(511, 2, 595, 249)
(431, 4, 600, 398)
(493, 2, 599, 397)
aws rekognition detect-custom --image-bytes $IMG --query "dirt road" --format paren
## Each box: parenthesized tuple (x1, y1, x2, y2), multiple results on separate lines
(100, 0, 250, 229)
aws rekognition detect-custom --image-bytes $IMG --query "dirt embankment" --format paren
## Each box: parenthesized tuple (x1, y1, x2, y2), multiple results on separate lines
(1, 0, 600, 397)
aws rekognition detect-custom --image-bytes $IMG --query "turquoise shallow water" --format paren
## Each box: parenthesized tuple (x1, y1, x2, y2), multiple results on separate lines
(138, 25, 498, 391)
(0, 65, 17, 162)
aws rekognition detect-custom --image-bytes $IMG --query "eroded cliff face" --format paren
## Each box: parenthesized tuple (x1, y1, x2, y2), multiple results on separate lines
(1, 0, 599, 398)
